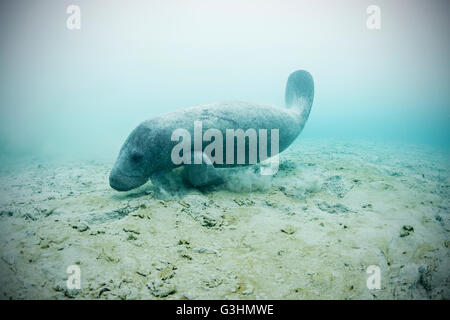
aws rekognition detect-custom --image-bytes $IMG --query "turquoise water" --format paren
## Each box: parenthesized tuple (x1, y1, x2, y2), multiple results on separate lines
(0, 0, 449, 161)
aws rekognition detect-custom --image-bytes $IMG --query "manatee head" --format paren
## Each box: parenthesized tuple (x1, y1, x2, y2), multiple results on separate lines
(109, 124, 154, 191)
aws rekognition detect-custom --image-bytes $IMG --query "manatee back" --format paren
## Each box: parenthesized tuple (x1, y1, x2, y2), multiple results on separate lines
(145, 101, 301, 169)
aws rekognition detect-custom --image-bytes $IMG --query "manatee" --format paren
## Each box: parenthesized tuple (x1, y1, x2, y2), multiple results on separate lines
(109, 70, 314, 191)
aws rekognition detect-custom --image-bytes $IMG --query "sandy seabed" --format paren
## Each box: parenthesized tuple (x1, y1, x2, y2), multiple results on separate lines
(0, 138, 449, 300)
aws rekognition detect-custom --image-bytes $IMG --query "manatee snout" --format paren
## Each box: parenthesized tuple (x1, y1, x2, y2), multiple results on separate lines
(109, 164, 148, 191)
(110, 124, 154, 191)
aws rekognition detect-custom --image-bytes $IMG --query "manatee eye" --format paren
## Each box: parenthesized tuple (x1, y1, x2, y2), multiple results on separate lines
(131, 152, 144, 162)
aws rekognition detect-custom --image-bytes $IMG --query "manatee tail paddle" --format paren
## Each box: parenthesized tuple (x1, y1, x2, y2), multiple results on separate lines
(285, 70, 314, 124)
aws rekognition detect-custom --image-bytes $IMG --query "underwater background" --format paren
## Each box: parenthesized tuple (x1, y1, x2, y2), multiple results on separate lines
(0, 0, 449, 160)
(0, 0, 449, 299)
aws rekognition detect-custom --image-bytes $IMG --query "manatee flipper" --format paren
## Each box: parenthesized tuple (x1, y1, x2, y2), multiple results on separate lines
(183, 151, 223, 187)
(150, 168, 188, 198)
(149, 169, 178, 194)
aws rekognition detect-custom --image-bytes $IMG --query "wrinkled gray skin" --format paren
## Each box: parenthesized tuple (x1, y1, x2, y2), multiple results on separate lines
(109, 70, 314, 191)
